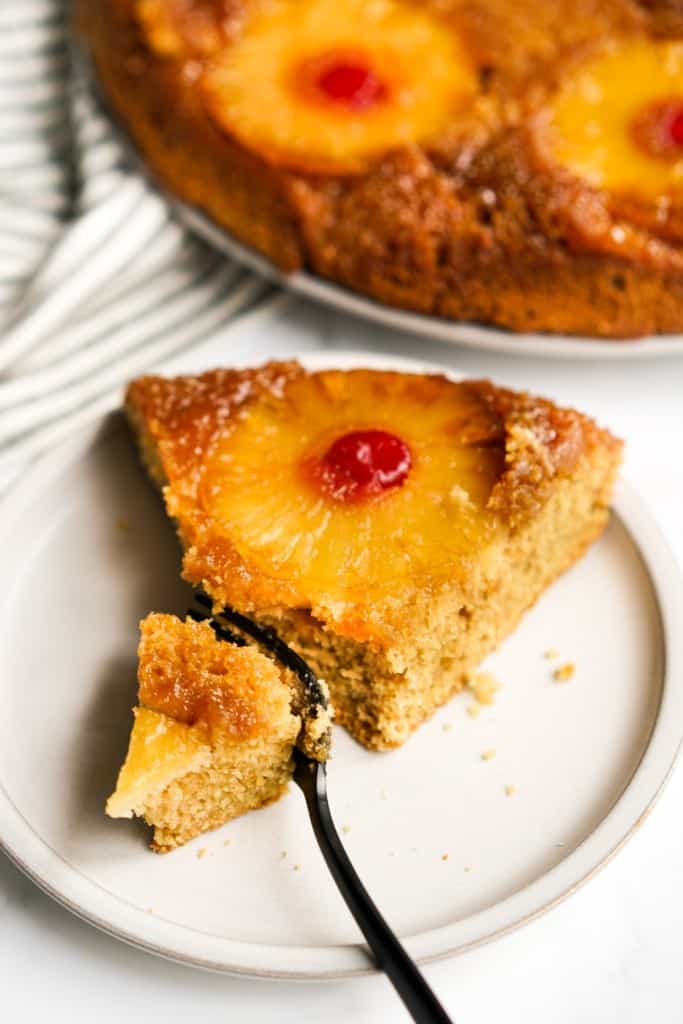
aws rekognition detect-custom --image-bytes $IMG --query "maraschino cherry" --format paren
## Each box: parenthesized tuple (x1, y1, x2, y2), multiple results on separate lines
(297, 51, 389, 111)
(631, 97, 683, 158)
(313, 429, 412, 502)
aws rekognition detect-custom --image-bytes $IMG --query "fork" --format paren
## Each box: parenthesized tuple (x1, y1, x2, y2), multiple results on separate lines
(191, 595, 454, 1024)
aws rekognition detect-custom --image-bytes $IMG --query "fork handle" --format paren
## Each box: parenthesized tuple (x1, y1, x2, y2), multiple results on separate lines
(297, 760, 454, 1023)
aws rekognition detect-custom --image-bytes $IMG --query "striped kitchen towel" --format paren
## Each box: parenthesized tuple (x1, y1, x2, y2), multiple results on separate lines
(0, 0, 272, 492)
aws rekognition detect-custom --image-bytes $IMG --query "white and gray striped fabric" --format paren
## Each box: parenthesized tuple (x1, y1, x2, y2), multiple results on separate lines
(0, 0, 271, 492)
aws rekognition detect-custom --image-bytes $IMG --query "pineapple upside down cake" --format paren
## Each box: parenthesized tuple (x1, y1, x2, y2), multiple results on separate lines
(122, 361, 622, 761)
(78, 0, 683, 338)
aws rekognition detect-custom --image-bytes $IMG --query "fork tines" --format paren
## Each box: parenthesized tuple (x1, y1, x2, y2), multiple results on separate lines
(191, 592, 328, 709)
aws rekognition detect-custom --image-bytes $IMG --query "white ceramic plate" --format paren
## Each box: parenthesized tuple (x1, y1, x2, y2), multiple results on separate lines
(0, 348, 682, 980)
(176, 204, 683, 362)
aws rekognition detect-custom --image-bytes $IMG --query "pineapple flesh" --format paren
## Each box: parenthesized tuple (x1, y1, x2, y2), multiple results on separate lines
(106, 706, 211, 819)
(200, 0, 476, 172)
(199, 370, 505, 608)
(538, 37, 683, 199)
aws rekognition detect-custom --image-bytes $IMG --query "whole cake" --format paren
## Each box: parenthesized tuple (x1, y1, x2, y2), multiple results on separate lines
(76, 0, 683, 338)
(126, 361, 622, 750)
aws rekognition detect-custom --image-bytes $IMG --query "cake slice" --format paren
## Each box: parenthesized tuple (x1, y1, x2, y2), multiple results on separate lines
(107, 613, 331, 851)
(126, 361, 622, 751)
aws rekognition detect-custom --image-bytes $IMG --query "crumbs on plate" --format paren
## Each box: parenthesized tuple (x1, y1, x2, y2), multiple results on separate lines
(466, 671, 501, 706)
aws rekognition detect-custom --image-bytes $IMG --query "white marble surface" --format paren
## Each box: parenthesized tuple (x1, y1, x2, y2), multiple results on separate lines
(3, 296, 683, 1023)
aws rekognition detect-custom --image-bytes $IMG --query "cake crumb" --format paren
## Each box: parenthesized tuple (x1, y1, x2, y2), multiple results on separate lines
(441, 853, 449, 861)
(466, 702, 481, 719)
(466, 671, 501, 706)
(505, 784, 517, 797)
(442, 722, 453, 732)
(197, 847, 208, 860)
(464, 866, 472, 873)
(293, 864, 301, 872)
(280, 850, 287, 859)
(342, 824, 352, 834)
(544, 648, 560, 659)
(481, 748, 496, 761)
(223, 839, 231, 847)
(379, 789, 389, 800)
(553, 662, 575, 682)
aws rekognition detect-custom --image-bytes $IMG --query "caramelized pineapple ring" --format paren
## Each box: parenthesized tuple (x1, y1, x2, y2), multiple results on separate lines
(201, 0, 476, 172)
(541, 38, 683, 198)
(199, 370, 505, 600)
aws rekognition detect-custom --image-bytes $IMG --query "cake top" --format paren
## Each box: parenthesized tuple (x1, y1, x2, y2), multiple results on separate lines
(138, 613, 294, 740)
(132, 0, 683, 229)
(127, 362, 620, 644)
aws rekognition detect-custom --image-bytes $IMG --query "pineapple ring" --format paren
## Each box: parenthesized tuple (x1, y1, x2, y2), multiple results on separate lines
(540, 38, 683, 198)
(201, 0, 476, 173)
(199, 370, 504, 600)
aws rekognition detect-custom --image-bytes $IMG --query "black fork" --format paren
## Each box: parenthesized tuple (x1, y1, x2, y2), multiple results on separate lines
(191, 594, 454, 1024)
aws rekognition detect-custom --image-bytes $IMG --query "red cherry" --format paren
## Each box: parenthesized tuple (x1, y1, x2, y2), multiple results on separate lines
(314, 430, 412, 503)
(669, 108, 683, 147)
(631, 97, 683, 158)
(296, 51, 389, 111)
(315, 60, 387, 110)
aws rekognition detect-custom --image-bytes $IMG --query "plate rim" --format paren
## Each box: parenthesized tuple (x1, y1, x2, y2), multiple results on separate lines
(0, 351, 682, 980)
(174, 203, 683, 362)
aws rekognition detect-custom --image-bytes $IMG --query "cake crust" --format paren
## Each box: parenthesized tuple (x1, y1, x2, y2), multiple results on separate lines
(76, 0, 683, 338)
(136, 613, 293, 740)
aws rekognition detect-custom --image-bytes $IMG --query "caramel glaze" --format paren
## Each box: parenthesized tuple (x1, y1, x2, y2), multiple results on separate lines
(138, 613, 286, 740)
